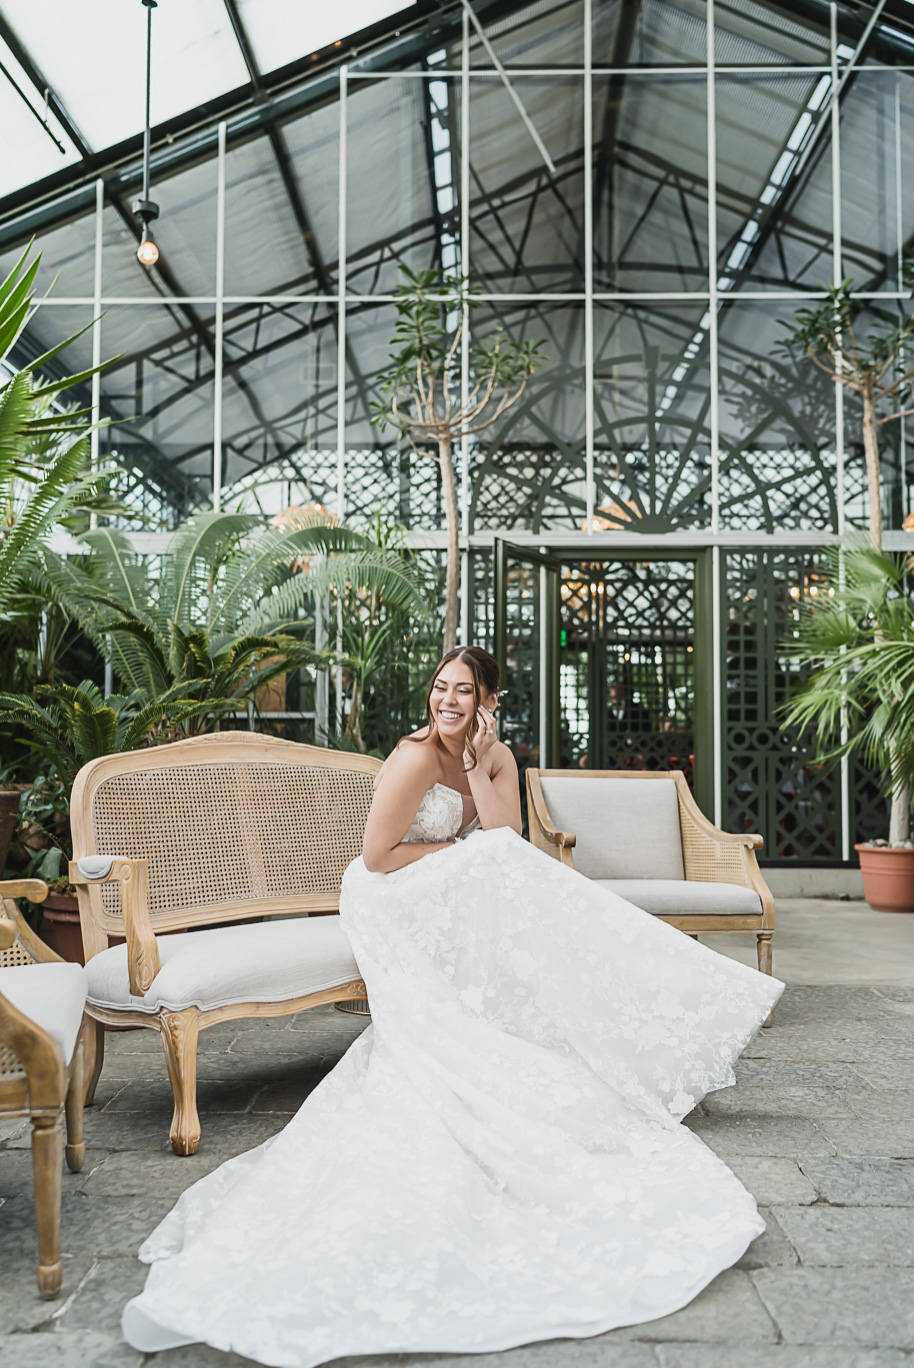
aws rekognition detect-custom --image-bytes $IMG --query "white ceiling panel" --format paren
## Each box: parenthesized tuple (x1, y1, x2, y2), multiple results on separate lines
(0, 0, 248, 151)
(236, 0, 415, 75)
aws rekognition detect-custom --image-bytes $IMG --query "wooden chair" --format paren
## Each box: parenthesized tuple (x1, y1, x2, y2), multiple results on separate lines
(527, 770, 776, 1004)
(0, 879, 88, 1298)
(68, 732, 381, 1156)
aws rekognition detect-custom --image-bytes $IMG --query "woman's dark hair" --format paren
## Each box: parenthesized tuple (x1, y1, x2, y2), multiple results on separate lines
(404, 645, 500, 770)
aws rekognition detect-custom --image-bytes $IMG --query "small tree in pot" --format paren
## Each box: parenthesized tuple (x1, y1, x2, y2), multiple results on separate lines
(780, 264, 914, 866)
(372, 266, 545, 653)
(780, 545, 914, 909)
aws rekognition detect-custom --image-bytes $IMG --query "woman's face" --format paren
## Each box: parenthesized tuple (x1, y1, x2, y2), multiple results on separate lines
(430, 661, 496, 740)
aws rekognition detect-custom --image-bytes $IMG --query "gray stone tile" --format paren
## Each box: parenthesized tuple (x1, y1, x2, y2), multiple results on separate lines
(0, 1253, 98, 1333)
(817, 1121, 914, 1159)
(614, 1270, 777, 1343)
(0, 1331, 142, 1367)
(850, 1060, 914, 1090)
(685, 1115, 834, 1158)
(330, 1343, 660, 1368)
(0, 1193, 174, 1260)
(703, 1086, 858, 1120)
(99, 1077, 261, 1114)
(798, 1157, 914, 1206)
(846, 1090, 914, 1120)
(735, 1060, 858, 1089)
(0, 1116, 27, 1145)
(752, 1268, 914, 1346)
(736, 1209, 798, 1269)
(773, 1206, 914, 1265)
(0, 1148, 110, 1200)
(51, 1255, 150, 1335)
(655, 1347, 910, 1368)
(78, 1146, 231, 1199)
(727, 1157, 819, 1206)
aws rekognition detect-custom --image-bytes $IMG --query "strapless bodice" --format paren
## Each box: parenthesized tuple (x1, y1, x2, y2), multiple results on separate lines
(403, 783, 480, 843)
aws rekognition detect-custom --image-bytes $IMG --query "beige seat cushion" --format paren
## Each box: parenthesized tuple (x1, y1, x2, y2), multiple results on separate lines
(0, 963, 88, 1063)
(595, 880, 763, 918)
(86, 915, 361, 1015)
(539, 777, 685, 881)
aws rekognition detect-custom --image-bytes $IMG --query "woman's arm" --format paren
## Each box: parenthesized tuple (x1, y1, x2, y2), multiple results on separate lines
(465, 709, 523, 834)
(361, 745, 452, 873)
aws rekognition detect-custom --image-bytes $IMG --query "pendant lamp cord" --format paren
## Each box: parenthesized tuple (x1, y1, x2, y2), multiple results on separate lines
(142, 0, 156, 202)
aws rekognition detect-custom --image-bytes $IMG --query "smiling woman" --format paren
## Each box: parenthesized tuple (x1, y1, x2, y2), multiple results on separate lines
(360, 645, 523, 873)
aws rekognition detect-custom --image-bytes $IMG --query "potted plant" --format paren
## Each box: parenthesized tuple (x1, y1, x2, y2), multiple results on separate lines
(780, 259, 914, 902)
(0, 681, 237, 959)
(780, 546, 914, 912)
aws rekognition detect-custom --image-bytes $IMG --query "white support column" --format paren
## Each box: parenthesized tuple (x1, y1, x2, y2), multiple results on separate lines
(336, 66, 349, 726)
(460, 10, 471, 644)
(213, 121, 226, 511)
(92, 178, 114, 695)
(90, 178, 103, 484)
(584, 0, 594, 535)
(707, 0, 723, 826)
(831, 3, 851, 862)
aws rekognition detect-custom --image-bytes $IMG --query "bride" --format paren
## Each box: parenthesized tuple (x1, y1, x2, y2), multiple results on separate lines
(122, 645, 783, 1368)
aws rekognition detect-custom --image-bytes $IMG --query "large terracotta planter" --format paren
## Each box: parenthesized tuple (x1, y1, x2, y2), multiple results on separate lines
(855, 843, 914, 913)
(39, 893, 85, 964)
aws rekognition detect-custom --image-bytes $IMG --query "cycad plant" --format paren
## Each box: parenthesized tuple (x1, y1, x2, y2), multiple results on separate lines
(0, 243, 115, 618)
(0, 680, 227, 883)
(41, 507, 430, 721)
(780, 545, 914, 845)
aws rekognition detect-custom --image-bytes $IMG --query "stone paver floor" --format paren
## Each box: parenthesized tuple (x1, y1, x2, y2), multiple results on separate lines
(2, 983, 913, 1367)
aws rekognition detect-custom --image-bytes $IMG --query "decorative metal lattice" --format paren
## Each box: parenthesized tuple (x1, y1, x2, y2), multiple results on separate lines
(723, 549, 842, 860)
(559, 558, 695, 784)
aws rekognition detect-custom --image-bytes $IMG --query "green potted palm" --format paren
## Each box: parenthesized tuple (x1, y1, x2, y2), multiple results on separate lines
(780, 261, 914, 905)
(780, 546, 914, 912)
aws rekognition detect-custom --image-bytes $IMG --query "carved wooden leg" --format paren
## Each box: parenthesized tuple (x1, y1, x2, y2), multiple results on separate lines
(64, 1035, 86, 1174)
(31, 1114, 63, 1299)
(757, 932, 775, 1028)
(160, 1008, 201, 1156)
(83, 1019, 105, 1106)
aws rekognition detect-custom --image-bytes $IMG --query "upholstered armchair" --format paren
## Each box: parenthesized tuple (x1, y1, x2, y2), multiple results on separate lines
(527, 769, 776, 984)
(0, 880, 89, 1298)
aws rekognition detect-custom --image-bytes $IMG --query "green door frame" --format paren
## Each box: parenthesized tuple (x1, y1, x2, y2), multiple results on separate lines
(495, 542, 713, 807)
(494, 538, 561, 767)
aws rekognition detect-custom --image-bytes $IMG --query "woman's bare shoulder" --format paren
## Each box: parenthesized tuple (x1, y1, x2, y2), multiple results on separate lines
(490, 741, 518, 776)
(374, 734, 438, 790)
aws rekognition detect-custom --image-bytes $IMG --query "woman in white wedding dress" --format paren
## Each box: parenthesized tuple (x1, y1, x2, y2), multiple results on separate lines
(122, 646, 783, 1368)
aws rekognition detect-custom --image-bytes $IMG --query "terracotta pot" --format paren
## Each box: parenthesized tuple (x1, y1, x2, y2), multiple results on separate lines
(0, 790, 20, 876)
(38, 894, 126, 965)
(39, 893, 84, 964)
(854, 843, 914, 913)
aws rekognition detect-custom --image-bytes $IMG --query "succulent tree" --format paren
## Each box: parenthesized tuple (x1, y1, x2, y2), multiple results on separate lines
(372, 266, 545, 653)
(780, 259, 914, 552)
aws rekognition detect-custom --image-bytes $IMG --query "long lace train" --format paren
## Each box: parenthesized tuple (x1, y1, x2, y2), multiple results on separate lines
(122, 827, 783, 1368)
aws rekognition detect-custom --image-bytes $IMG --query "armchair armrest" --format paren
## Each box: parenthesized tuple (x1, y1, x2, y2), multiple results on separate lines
(69, 857, 159, 996)
(525, 772, 576, 859)
(0, 879, 59, 963)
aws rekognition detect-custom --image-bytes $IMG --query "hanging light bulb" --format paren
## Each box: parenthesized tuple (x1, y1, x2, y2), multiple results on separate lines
(137, 226, 158, 266)
(132, 0, 160, 268)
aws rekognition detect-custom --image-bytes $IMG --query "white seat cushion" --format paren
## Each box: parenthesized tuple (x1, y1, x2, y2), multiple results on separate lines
(539, 777, 685, 881)
(595, 879, 763, 918)
(85, 914, 361, 1014)
(0, 963, 88, 1063)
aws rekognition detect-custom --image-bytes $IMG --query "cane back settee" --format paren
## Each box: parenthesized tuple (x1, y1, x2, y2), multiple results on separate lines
(527, 769, 775, 985)
(0, 879, 88, 1298)
(68, 732, 381, 1156)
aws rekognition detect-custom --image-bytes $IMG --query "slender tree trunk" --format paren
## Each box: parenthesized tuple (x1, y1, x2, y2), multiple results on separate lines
(861, 385, 883, 552)
(438, 435, 460, 654)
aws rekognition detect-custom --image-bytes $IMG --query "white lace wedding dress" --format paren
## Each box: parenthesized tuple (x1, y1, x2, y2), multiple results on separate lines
(122, 783, 783, 1368)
